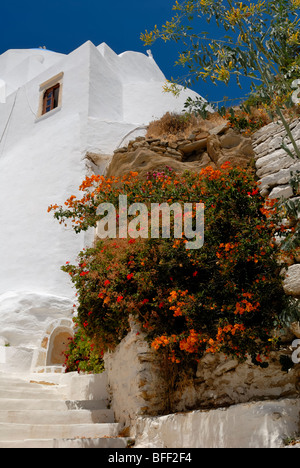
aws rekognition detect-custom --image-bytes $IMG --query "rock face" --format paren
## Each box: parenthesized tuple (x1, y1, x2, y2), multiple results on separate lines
(106, 125, 255, 178)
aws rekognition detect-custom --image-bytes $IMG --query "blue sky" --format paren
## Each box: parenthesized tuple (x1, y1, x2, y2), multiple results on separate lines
(0, 0, 251, 106)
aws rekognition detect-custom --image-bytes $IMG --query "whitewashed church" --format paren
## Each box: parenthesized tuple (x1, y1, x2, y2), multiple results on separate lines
(0, 41, 201, 372)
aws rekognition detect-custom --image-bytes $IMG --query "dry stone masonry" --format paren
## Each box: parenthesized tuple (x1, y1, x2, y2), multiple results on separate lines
(107, 121, 255, 178)
(252, 119, 300, 301)
(252, 119, 300, 199)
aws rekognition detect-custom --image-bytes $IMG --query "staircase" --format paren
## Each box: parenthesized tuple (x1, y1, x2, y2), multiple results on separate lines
(0, 370, 130, 448)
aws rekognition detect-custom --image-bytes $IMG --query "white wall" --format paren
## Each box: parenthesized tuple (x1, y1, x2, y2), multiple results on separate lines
(0, 45, 92, 354)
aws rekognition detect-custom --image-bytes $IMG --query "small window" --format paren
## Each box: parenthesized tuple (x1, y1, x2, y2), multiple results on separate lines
(42, 83, 60, 115)
(37, 72, 63, 120)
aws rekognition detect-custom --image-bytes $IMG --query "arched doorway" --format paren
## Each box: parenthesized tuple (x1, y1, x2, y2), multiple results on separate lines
(31, 318, 74, 372)
(46, 326, 73, 366)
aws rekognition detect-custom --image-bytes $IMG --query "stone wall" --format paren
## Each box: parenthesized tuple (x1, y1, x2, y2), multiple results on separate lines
(252, 119, 300, 300)
(252, 119, 300, 199)
(104, 320, 300, 428)
(106, 122, 255, 178)
(103, 319, 168, 427)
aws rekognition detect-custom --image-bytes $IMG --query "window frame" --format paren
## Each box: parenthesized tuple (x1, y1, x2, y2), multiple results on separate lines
(37, 72, 63, 120)
(42, 83, 60, 115)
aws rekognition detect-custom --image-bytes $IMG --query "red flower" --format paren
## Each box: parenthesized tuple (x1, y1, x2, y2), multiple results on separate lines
(80, 271, 89, 276)
(158, 302, 164, 309)
(127, 273, 133, 280)
(104, 280, 110, 287)
(248, 188, 259, 196)
(128, 239, 136, 244)
(193, 271, 198, 277)
(142, 299, 149, 305)
(117, 296, 124, 302)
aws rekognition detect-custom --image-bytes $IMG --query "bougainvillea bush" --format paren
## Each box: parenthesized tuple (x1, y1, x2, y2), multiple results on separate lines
(49, 164, 296, 370)
(63, 318, 104, 374)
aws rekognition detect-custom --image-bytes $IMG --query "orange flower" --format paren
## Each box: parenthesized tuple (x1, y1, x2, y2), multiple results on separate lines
(168, 290, 178, 302)
(151, 335, 170, 350)
(179, 329, 201, 353)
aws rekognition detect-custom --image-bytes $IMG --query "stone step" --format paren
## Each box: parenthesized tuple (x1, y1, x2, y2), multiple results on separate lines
(53, 437, 130, 449)
(0, 386, 63, 400)
(0, 381, 60, 392)
(0, 422, 122, 441)
(0, 375, 39, 384)
(0, 371, 125, 449)
(0, 437, 130, 449)
(0, 439, 55, 448)
(0, 408, 114, 424)
(3, 397, 109, 412)
(0, 398, 109, 411)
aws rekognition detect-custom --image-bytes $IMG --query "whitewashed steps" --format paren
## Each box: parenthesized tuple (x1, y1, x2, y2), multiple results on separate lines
(0, 387, 64, 400)
(0, 399, 109, 411)
(0, 421, 122, 441)
(0, 409, 114, 424)
(0, 371, 130, 449)
(53, 437, 129, 448)
(0, 437, 129, 449)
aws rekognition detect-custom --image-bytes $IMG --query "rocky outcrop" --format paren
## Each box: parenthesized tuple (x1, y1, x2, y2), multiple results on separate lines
(106, 124, 255, 178)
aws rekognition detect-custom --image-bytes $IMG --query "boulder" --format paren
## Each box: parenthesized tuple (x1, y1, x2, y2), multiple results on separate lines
(178, 139, 207, 155)
(207, 132, 254, 168)
(208, 122, 229, 135)
(283, 264, 300, 297)
(220, 131, 243, 149)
